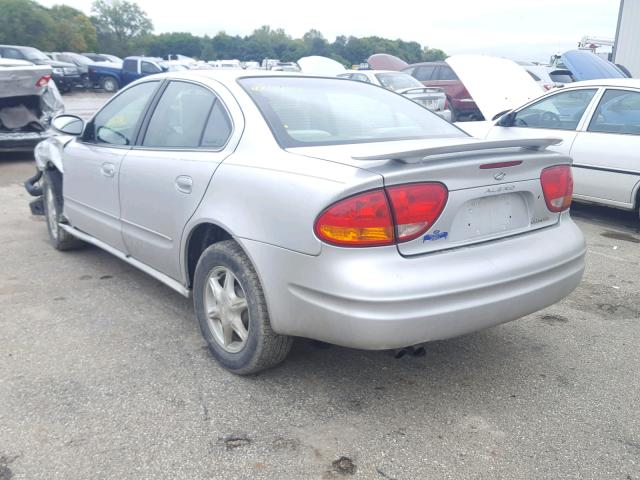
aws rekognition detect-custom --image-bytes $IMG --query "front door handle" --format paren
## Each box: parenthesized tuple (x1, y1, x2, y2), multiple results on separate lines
(175, 175, 193, 194)
(101, 162, 115, 178)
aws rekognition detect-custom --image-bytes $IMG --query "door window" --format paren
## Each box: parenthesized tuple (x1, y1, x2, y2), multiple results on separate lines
(1, 48, 23, 60)
(512, 89, 597, 130)
(122, 59, 137, 72)
(87, 81, 158, 145)
(201, 101, 233, 149)
(588, 89, 640, 135)
(351, 73, 371, 83)
(413, 65, 436, 81)
(434, 66, 459, 81)
(142, 81, 216, 148)
(141, 61, 161, 74)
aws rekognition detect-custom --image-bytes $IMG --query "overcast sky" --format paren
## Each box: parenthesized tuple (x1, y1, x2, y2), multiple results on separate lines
(39, 0, 621, 62)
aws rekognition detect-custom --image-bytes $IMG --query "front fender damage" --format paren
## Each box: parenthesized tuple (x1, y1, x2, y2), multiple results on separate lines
(26, 135, 73, 215)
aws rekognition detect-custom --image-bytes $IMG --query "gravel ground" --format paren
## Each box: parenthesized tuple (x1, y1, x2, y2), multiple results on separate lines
(0, 91, 639, 480)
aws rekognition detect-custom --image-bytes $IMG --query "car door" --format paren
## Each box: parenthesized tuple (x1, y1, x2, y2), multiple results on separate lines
(121, 58, 138, 86)
(484, 87, 600, 157)
(62, 80, 160, 252)
(119, 80, 235, 280)
(569, 88, 640, 208)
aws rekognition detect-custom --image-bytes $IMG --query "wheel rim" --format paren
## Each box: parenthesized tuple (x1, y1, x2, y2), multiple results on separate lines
(204, 266, 249, 353)
(104, 79, 115, 91)
(45, 185, 58, 240)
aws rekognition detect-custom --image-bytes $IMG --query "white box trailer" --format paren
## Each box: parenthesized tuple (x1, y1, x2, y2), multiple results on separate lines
(613, 0, 640, 77)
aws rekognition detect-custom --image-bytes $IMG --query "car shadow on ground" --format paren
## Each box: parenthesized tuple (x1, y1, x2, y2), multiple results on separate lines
(571, 202, 639, 234)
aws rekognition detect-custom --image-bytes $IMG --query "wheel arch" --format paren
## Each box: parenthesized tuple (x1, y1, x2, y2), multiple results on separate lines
(183, 221, 233, 288)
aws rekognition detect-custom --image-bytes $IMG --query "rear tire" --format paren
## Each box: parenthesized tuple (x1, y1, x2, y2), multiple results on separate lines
(101, 76, 119, 93)
(193, 240, 293, 375)
(42, 169, 83, 251)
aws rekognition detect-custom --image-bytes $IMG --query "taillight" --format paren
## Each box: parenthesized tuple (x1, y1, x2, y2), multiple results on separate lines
(35, 75, 51, 87)
(540, 165, 573, 212)
(314, 189, 394, 247)
(314, 183, 448, 247)
(386, 183, 448, 242)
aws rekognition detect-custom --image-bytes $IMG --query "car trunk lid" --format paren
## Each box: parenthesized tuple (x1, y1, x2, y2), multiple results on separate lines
(288, 137, 568, 256)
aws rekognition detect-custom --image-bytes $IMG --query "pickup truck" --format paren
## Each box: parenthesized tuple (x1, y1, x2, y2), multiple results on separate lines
(88, 56, 164, 92)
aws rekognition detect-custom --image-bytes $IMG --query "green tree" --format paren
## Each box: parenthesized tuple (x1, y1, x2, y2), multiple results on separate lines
(91, 0, 153, 56)
(0, 0, 55, 50)
(49, 5, 97, 52)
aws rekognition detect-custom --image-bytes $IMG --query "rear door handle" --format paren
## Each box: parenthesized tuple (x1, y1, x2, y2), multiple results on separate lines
(175, 175, 193, 194)
(101, 162, 115, 177)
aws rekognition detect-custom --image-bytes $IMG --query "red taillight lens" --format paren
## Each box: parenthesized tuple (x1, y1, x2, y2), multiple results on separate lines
(540, 165, 573, 212)
(314, 189, 394, 247)
(35, 75, 51, 88)
(314, 183, 449, 247)
(387, 183, 448, 242)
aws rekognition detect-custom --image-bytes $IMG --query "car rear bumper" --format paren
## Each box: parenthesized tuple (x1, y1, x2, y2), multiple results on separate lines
(241, 214, 585, 350)
(0, 131, 52, 152)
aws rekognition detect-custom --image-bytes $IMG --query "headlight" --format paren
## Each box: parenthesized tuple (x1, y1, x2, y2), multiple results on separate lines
(63, 67, 77, 75)
(52, 68, 63, 75)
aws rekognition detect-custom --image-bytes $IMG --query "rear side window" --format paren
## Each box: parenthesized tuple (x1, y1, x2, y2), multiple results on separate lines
(88, 81, 158, 145)
(434, 66, 459, 81)
(588, 89, 640, 135)
(143, 81, 215, 148)
(123, 59, 137, 72)
(413, 65, 435, 81)
(201, 101, 233, 149)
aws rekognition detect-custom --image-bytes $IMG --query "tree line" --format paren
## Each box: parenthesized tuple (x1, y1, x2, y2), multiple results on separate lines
(0, 0, 446, 65)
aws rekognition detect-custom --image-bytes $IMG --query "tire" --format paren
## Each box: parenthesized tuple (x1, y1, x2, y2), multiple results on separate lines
(100, 76, 119, 93)
(193, 240, 293, 375)
(42, 169, 83, 251)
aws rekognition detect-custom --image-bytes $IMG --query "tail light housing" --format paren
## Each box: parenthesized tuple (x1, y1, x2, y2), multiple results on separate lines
(35, 75, 51, 87)
(540, 165, 573, 212)
(314, 183, 448, 247)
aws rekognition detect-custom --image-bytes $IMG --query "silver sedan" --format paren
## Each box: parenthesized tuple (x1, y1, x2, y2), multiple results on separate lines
(29, 71, 586, 374)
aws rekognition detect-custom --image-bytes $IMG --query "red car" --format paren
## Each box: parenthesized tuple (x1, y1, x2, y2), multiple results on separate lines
(402, 62, 482, 121)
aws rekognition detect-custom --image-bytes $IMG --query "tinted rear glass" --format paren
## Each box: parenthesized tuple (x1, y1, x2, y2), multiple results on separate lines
(239, 77, 465, 148)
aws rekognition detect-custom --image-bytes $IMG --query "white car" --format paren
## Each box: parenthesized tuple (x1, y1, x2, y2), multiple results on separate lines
(338, 70, 452, 121)
(459, 79, 640, 218)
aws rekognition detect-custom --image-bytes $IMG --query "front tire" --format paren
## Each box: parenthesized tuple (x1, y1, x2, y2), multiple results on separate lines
(42, 169, 82, 251)
(193, 240, 293, 375)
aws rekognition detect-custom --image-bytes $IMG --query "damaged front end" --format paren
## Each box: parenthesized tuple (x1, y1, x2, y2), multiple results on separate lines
(0, 61, 64, 152)
(25, 134, 72, 216)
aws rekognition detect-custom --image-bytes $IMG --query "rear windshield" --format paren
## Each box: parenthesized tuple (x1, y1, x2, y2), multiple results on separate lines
(375, 73, 424, 91)
(239, 76, 465, 147)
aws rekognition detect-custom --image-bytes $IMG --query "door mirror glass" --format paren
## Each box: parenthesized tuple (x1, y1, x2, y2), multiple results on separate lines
(51, 114, 84, 135)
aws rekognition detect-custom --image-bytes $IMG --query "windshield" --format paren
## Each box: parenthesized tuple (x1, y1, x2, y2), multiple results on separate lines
(22, 47, 49, 61)
(66, 53, 93, 65)
(239, 76, 465, 148)
(375, 73, 423, 91)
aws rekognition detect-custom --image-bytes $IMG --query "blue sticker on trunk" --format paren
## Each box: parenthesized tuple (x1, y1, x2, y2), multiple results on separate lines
(423, 230, 448, 242)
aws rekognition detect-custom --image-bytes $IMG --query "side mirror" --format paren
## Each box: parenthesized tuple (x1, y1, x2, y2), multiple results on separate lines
(496, 111, 516, 127)
(51, 114, 85, 135)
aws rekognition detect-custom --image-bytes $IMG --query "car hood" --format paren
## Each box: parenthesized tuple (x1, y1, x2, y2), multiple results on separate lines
(367, 54, 409, 71)
(446, 55, 543, 121)
(297, 56, 346, 76)
(561, 49, 627, 80)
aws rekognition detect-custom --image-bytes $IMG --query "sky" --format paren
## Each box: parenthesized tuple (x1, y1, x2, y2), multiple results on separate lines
(38, 0, 622, 62)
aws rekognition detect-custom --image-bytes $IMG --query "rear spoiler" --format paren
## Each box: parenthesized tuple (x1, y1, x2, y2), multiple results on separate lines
(352, 138, 562, 164)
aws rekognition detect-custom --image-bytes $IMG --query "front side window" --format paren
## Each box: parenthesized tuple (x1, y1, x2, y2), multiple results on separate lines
(588, 89, 640, 135)
(239, 77, 465, 148)
(1, 48, 24, 60)
(513, 89, 597, 130)
(143, 81, 215, 148)
(87, 81, 158, 145)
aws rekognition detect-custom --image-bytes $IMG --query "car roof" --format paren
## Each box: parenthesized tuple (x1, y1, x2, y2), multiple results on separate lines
(566, 78, 640, 89)
(407, 61, 448, 67)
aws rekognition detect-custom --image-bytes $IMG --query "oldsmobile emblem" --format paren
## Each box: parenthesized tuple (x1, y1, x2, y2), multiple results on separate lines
(494, 171, 506, 181)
